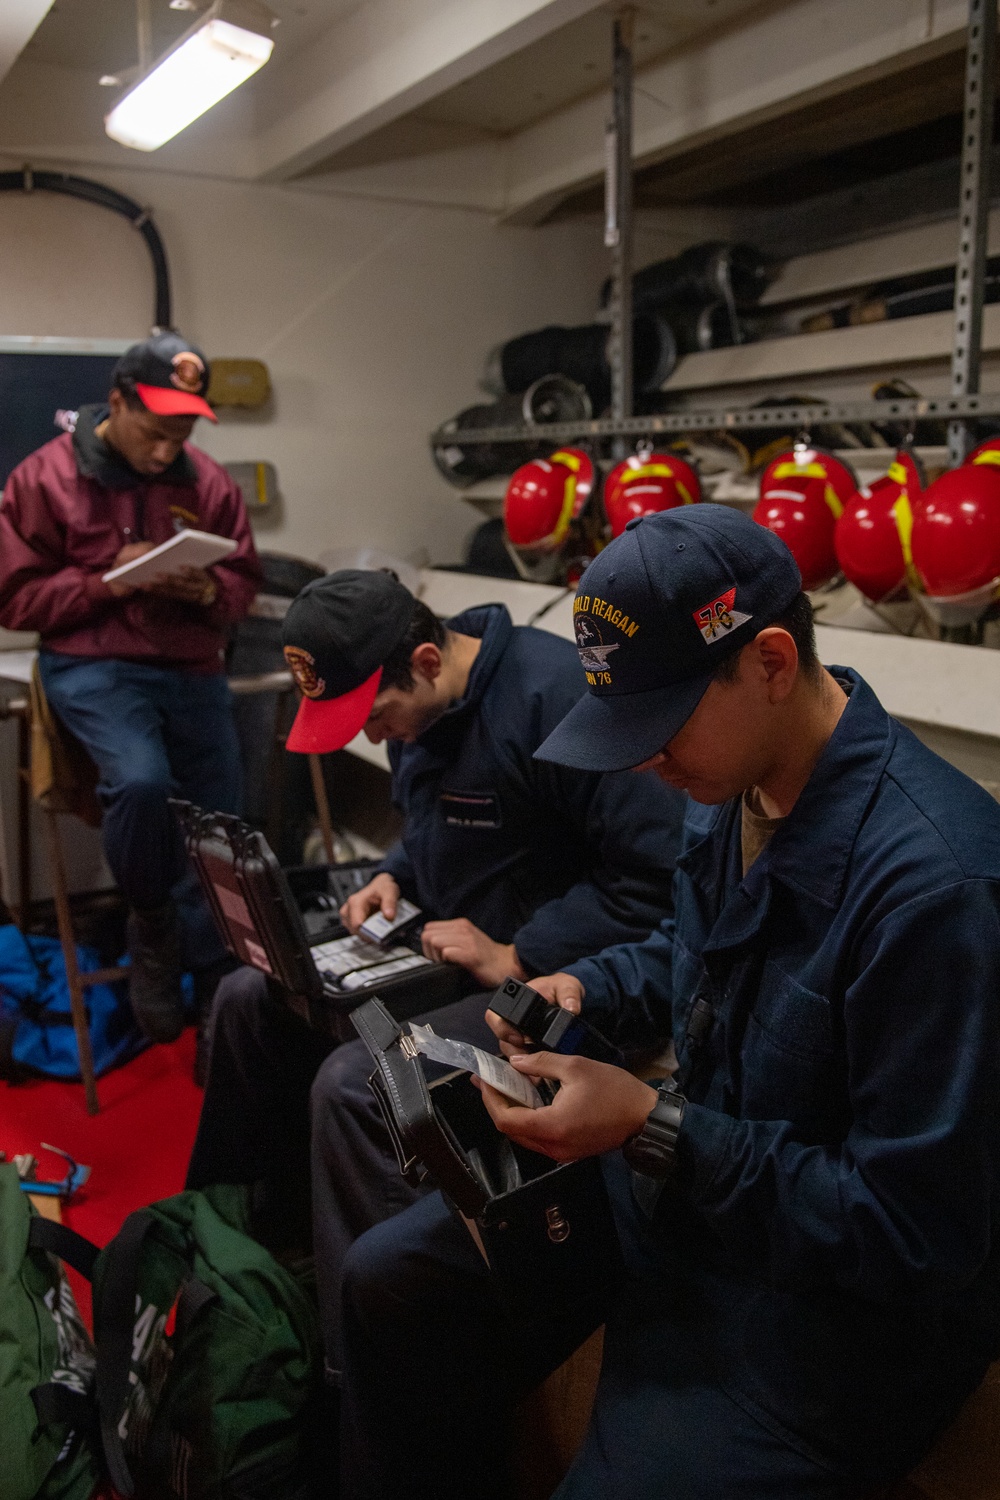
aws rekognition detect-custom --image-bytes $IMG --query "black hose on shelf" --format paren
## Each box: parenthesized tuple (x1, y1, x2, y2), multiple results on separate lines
(0, 167, 172, 330)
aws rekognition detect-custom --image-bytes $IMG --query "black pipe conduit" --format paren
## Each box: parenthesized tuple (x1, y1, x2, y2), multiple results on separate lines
(0, 166, 172, 330)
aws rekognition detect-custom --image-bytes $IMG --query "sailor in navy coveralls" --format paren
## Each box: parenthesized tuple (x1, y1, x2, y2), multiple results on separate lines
(189, 568, 685, 1373)
(338, 508, 1000, 1500)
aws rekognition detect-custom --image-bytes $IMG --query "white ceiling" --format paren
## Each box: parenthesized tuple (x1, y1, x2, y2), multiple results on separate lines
(298, 0, 771, 175)
(0, 0, 977, 224)
(22, 0, 359, 78)
(411, 0, 772, 138)
(13, 0, 769, 167)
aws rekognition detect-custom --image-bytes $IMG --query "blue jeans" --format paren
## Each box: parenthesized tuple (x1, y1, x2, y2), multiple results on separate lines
(39, 651, 243, 969)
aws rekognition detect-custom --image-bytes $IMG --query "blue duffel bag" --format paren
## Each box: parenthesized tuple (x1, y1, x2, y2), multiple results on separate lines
(0, 923, 146, 1080)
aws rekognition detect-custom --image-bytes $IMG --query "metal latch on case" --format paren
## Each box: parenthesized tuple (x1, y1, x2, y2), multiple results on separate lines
(545, 1205, 570, 1243)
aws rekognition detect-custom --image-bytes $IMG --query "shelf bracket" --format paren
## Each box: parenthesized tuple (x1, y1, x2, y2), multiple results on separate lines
(606, 8, 635, 451)
(948, 0, 997, 465)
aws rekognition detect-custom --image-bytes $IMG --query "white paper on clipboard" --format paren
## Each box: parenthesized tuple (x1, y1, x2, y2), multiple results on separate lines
(102, 528, 237, 584)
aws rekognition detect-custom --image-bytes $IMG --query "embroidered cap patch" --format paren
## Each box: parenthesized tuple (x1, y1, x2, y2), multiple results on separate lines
(693, 586, 752, 644)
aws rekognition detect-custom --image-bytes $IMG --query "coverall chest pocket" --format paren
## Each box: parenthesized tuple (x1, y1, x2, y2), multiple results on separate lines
(741, 962, 841, 1133)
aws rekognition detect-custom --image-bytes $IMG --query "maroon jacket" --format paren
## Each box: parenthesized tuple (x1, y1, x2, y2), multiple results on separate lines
(0, 407, 261, 673)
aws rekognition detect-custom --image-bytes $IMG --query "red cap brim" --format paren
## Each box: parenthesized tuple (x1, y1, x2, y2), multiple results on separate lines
(135, 383, 217, 423)
(286, 667, 383, 755)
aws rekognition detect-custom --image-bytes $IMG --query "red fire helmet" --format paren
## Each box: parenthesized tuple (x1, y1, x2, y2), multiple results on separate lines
(603, 450, 701, 538)
(758, 446, 858, 515)
(910, 463, 1000, 597)
(834, 451, 922, 603)
(753, 447, 857, 591)
(504, 447, 594, 553)
(968, 436, 1000, 470)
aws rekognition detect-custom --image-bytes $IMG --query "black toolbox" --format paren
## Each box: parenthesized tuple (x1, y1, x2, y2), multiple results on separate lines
(174, 803, 470, 1040)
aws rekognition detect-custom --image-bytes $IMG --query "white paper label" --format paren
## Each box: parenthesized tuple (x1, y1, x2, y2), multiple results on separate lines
(409, 1023, 543, 1109)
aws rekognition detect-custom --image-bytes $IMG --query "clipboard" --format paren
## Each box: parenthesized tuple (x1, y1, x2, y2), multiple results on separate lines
(102, 528, 237, 585)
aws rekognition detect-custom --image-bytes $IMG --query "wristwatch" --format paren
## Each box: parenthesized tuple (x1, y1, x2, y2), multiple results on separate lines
(622, 1083, 686, 1179)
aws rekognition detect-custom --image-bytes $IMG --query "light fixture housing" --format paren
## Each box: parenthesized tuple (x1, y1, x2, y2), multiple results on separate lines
(105, 0, 276, 152)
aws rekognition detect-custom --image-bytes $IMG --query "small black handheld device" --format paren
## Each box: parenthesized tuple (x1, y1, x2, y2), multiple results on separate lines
(487, 977, 623, 1067)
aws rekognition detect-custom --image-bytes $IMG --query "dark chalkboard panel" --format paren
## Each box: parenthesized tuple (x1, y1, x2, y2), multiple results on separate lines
(0, 352, 120, 486)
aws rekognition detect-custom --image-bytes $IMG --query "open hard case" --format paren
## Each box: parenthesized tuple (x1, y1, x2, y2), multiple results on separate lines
(173, 802, 467, 1041)
(351, 998, 623, 1313)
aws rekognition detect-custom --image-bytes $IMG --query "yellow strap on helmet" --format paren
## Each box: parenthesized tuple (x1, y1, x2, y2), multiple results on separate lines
(891, 490, 922, 592)
(773, 459, 829, 480)
(822, 484, 844, 520)
(549, 472, 578, 548)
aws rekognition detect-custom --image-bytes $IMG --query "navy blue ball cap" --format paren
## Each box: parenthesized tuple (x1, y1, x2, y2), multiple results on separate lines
(535, 505, 802, 772)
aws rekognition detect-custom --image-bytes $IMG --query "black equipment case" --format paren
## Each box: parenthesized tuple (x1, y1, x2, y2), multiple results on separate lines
(351, 998, 623, 1314)
(174, 802, 468, 1040)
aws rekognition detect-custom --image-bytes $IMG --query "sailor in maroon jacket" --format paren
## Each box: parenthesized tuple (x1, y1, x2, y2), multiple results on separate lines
(0, 333, 261, 1047)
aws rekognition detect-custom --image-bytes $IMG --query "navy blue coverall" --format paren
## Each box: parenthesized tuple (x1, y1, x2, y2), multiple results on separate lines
(188, 603, 685, 1365)
(376, 603, 684, 976)
(338, 669, 1000, 1500)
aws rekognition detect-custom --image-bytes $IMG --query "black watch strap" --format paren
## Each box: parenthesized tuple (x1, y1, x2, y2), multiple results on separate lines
(622, 1083, 686, 1179)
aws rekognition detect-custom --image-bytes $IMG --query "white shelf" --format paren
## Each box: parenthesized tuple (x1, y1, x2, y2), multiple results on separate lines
(664, 305, 1000, 393)
(759, 212, 1000, 308)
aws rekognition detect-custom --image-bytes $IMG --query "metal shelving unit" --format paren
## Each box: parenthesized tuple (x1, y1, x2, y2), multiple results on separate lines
(430, 392, 1000, 450)
(430, 2, 998, 457)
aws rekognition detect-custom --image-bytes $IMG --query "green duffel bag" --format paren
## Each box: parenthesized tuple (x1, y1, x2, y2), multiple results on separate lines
(0, 1163, 101, 1500)
(91, 1184, 322, 1500)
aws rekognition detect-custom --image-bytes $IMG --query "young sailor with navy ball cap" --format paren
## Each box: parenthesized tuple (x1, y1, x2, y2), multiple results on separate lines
(337, 505, 1000, 1500)
(189, 564, 687, 1378)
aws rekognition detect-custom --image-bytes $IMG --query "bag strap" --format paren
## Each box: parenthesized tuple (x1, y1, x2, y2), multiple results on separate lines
(128, 1274, 218, 1496)
(93, 1208, 156, 1498)
(94, 1210, 219, 1499)
(176, 1274, 216, 1333)
(31, 1381, 95, 1431)
(27, 1216, 99, 1280)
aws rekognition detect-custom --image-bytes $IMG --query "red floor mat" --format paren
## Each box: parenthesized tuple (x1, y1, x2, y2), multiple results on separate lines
(0, 1030, 202, 1322)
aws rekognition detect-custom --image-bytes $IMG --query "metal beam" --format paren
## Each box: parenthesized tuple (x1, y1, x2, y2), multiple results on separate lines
(255, 0, 606, 182)
(0, 1, 53, 90)
(948, 0, 997, 464)
(430, 393, 1000, 449)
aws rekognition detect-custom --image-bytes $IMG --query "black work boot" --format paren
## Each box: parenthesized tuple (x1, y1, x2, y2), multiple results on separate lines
(126, 902, 184, 1043)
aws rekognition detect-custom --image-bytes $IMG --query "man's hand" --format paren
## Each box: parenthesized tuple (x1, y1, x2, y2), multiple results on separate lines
(145, 565, 218, 606)
(105, 541, 154, 597)
(475, 1050, 657, 1163)
(420, 918, 525, 988)
(486, 970, 585, 1053)
(341, 873, 401, 934)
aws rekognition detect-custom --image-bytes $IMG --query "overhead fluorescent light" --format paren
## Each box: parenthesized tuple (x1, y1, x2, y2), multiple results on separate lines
(105, 0, 276, 152)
